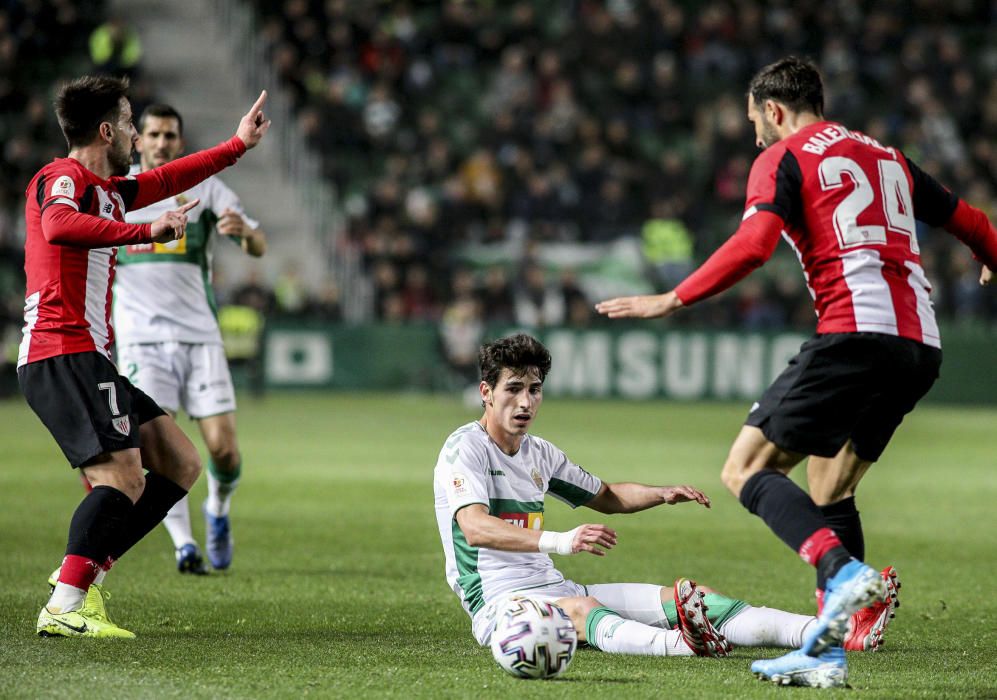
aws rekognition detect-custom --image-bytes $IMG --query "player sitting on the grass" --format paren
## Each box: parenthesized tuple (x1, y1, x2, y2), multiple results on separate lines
(433, 334, 892, 659)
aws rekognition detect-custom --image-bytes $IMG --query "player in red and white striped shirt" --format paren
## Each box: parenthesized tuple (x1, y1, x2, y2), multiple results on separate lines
(19, 75, 270, 638)
(597, 57, 997, 687)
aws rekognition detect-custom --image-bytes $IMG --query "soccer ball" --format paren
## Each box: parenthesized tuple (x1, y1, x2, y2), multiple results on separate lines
(489, 597, 577, 679)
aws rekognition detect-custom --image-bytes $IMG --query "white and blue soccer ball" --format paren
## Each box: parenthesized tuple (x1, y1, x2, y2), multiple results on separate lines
(489, 597, 577, 679)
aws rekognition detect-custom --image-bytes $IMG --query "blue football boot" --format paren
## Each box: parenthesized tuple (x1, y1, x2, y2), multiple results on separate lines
(203, 503, 233, 570)
(176, 543, 209, 575)
(752, 646, 848, 688)
(804, 559, 886, 656)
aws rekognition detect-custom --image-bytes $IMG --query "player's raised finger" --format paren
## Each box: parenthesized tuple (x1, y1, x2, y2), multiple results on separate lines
(249, 90, 267, 118)
(177, 198, 200, 214)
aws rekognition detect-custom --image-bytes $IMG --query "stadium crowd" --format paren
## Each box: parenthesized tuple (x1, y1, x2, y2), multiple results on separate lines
(2, 0, 996, 363)
(253, 0, 997, 329)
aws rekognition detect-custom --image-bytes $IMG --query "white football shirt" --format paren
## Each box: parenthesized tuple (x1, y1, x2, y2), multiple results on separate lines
(114, 168, 259, 345)
(434, 421, 603, 617)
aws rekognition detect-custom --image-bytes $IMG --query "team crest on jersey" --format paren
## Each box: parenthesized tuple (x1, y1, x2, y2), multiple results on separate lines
(51, 175, 75, 199)
(531, 467, 543, 489)
(112, 415, 131, 436)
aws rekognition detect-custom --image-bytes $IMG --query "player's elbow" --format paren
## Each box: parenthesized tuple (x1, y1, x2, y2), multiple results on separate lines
(455, 515, 487, 547)
(460, 522, 490, 547)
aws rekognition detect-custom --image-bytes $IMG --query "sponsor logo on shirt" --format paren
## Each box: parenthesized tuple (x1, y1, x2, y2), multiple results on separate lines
(498, 512, 544, 530)
(125, 235, 187, 255)
(51, 175, 75, 199)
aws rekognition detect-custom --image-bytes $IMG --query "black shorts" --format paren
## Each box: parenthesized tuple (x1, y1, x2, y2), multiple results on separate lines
(745, 333, 942, 462)
(18, 352, 166, 468)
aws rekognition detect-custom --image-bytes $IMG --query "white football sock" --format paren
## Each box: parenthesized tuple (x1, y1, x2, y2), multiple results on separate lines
(589, 609, 694, 656)
(46, 583, 86, 613)
(162, 495, 196, 549)
(718, 606, 816, 648)
(205, 471, 239, 517)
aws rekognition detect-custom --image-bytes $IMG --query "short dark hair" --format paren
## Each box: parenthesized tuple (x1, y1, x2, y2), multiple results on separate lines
(749, 56, 824, 117)
(479, 334, 552, 387)
(54, 75, 130, 149)
(138, 103, 184, 136)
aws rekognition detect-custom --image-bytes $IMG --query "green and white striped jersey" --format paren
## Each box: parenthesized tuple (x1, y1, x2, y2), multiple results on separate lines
(113, 167, 258, 345)
(434, 421, 603, 618)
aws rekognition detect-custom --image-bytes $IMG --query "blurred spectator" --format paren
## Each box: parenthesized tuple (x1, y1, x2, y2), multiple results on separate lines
(477, 266, 515, 324)
(308, 280, 343, 321)
(514, 264, 565, 328)
(89, 17, 143, 78)
(440, 296, 484, 387)
(273, 261, 310, 316)
(231, 268, 277, 316)
(641, 198, 695, 289)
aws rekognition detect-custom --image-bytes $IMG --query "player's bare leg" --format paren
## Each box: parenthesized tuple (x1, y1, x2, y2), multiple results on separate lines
(807, 441, 872, 506)
(720, 426, 804, 498)
(199, 412, 241, 569)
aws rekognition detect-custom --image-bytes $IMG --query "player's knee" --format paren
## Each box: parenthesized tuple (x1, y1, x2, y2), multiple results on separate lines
(209, 443, 240, 472)
(120, 470, 147, 502)
(100, 468, 145, 502)
(720, 456, 751, 497)
(173, 445, 202, 490)
(556, 596, 601, 622)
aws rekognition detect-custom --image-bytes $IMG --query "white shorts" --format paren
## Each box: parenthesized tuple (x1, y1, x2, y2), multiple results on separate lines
(116, 342, 236, 419)
(472, 580, 667, 646)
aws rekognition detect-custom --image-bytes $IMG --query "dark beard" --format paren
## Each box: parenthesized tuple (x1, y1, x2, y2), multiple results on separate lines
(760, 121, 781, 149)
(109, 144, 131, 176)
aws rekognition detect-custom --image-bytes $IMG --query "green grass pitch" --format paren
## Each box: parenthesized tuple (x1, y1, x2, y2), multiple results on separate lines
(1, 392, 995, 698)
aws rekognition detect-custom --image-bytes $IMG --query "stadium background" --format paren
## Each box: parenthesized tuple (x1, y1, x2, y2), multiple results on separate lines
(0, 0, 996, 402)
(1, 2, 996, 697)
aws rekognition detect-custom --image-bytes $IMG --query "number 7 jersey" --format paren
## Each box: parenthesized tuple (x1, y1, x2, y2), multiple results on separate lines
(745, 121, 958, 348)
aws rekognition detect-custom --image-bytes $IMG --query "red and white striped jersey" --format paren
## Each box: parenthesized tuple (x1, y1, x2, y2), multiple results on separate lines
(20, 159, 143, 366)
(743, 121, 958, 348)
(19, 137, 246, 367)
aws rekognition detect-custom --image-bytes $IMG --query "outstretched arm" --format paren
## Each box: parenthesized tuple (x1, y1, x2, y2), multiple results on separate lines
(596, 210, 783, 319)
(121, 91, 272, 212)
(42, 198, 200, 247)
(585, 482, 711, 514)
(455, 504, 617, 556)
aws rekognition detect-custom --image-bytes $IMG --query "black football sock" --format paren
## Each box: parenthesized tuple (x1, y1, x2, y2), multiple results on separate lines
(816, 546, 854, 590)
(65, 485, 134, 561)
(108, 472, 188, 561)
(738, 470, 831, 555)
(817, 497, 864, 590)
